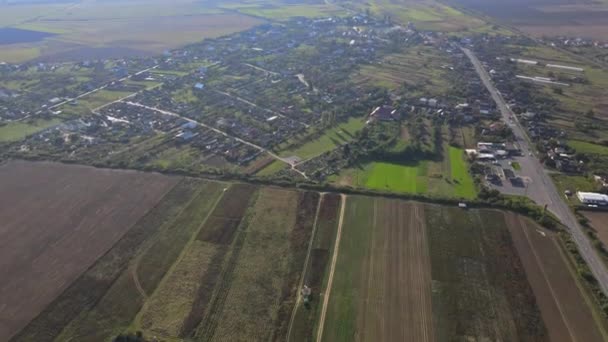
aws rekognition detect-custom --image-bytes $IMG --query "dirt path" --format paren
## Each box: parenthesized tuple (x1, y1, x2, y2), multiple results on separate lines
(286, 193, 324, 342)
(315, 194, 346, 342)
(131, 266, 148, 299)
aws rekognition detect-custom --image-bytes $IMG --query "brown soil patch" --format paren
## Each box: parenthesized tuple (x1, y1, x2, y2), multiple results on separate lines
(357, 200, 434, 342)
(0, 161, 178, 341)
(505, 212, 606, 342)
(582, 211, 608, 248)
(196, 183, 257, 244)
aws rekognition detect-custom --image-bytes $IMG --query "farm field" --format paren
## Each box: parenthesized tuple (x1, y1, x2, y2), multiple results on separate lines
(333, 146, 476, 199)
(551, 174, 598, 204)
(0, 0, 264, 63)
(451, 0, 608, 40)
(569, 140, 608, 156)
(353, 45, 451, 96)
(0, 118, 62, 142)
(0, 160, 179, 341)
(582, 211, 608, 250)
(319, 196, 608, 341)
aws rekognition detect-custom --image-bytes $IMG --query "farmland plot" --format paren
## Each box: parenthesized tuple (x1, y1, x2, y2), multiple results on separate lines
(321, 196, 434, 342)
(194, 188, 319, 341)
(0, 161, 179, 342)
(320, 196, 607, 342)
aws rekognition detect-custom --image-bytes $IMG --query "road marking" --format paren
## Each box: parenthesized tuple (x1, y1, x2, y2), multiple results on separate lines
(316, 194, 346, 342)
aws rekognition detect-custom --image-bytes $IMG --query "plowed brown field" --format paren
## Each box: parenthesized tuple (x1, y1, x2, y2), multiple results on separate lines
(0, 161, 178, 341)
(505, 212, 607, 342)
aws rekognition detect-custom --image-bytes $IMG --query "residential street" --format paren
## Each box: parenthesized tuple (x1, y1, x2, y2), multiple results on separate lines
(462, 47, 608, 295)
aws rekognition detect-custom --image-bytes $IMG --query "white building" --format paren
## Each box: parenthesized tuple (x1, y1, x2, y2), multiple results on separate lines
(577, 192, 608, 205)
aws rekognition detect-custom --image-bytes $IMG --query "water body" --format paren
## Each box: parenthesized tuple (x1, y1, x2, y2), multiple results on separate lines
(0, 27, 56, 45)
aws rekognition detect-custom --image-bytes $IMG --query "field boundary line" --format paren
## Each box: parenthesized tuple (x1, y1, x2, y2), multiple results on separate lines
(516, 215, 577, 342)
(286, 193, 324, 342)
(130, 184, 229, 330)
(316, 193, 347, 342)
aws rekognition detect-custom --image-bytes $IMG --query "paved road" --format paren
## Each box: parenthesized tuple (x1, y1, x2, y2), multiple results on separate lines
(462, 47, 608, 295)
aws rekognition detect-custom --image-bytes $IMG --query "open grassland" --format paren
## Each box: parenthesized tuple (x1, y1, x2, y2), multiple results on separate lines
(0, 0, 263, 63)
(0, 161, 179, 342)
(287, 193, 342, 342)
(353, 45, 451, 95)
(53, 180, 225, 341)
(319, 196, 606, 341)
(0, 118, 62, 142)
(335, 146, 476, 199)
(279, 117, 365, 161)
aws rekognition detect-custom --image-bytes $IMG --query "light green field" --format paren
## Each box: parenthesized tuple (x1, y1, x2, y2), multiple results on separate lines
(335, 146, 476, 199)
(256, 159, 287, 176)
(0, 118, 62, 142)
(280, 117, 366, 160)
(569, 140, 608, 156)
(551, 174, 599, 204)
(229, 4, 344, 19)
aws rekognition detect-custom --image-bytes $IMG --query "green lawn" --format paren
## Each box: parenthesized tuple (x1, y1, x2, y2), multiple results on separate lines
(0, 118, 62, 142)
(363, 161, 429, 194)
(551, 174, 599, 204)
(335, 146, 476, 199)
(280, 117, 365, 160)
(569, 140, 608, 156)
(448, 146, 476, 199)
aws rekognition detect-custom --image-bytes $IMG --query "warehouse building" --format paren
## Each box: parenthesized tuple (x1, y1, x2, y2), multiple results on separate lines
(577, 192, 608, 206)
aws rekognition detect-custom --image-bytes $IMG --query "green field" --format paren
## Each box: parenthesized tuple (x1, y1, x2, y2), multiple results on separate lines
(569, 140, 608, 156)
(0, 118, 62, 142)
(335, 146, 476, 199)
(551, 174, 599, 204)
(279, 117, 366, 161)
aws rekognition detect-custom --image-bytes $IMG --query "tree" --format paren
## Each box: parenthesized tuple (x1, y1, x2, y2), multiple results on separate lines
(552, 87, 563, 95)
(585, 109, 595, 118)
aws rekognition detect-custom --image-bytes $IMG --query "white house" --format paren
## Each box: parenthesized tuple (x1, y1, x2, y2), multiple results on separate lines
(577, 192, 608, 205)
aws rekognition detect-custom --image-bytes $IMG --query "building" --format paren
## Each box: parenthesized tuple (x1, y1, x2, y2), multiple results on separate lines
(369, 105, 398, 121)
(577, 192, 608, 205)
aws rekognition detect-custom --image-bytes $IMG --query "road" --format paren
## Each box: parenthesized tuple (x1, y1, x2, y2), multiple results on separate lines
(462, 47, 608, 295)
(123, 101, 309, 179)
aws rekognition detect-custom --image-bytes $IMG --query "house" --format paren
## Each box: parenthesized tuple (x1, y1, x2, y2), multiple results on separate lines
(194, 83, 205, 90)
(577, 192, 608, 205)
(369, 105, 398, 121)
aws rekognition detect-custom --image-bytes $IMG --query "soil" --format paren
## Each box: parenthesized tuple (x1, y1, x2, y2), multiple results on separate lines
(0, 161, 178, 341)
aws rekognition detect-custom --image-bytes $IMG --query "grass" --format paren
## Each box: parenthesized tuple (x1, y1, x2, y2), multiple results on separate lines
(425, 207, 547, 340)
(569, 140, 608, 156)
(335, 145, 476, 199)
(289, 194, 341, 342)
(551, 174, 599, 204)
(256, 159, 288, 176)
(232, 4, 344, 19)
(280, 117, 365, 160)
(0, 118, 61, 142)
(321, 196, 374, 342)
(195, 188, 310, 341)
(448, 146, 476, 199)
(511, 161, 521, 170)
(353, 45, 451, 95)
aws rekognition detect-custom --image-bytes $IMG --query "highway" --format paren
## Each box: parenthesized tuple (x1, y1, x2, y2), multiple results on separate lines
(462, 47, 608, 295)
